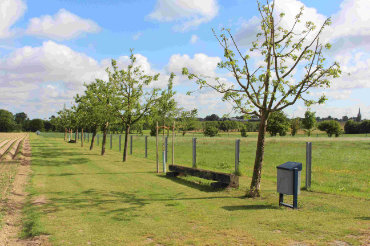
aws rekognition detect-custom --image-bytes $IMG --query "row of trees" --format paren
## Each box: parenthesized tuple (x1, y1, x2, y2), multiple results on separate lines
(0, 110, 51, 132)
(53, 51, 199, 162)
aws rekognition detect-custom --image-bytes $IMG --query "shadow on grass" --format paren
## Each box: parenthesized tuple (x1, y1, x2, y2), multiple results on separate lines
(40, 188, 238, 222)
(222, 204, 277, 211)
(355, 216, 370, 220)
(159, 175, 225, 192)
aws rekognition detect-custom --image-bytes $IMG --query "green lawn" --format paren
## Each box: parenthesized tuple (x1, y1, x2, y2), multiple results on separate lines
(25, 134, 369, 245)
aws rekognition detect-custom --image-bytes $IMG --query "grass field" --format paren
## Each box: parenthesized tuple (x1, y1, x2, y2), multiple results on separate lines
(24, 133, 369, 245)
(42, 131, 370, 198)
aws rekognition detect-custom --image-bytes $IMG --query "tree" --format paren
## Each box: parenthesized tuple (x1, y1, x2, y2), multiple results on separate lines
(318, 120, 341, 137)
(150, 72, 179, 136)
(266, 111, 289, 136)
(203, 122, 219, 137)
(205, 114, 220, 121)
(28, 119, 44, 132)
(75, 79, 117, 154)
(290, 118, 301, 136)
(179, 109, 198, 136)
(15, 112, 28, 130)
(0, 109, 16, 132)
(302, 110, 316, 136)
(107, 50, 161, 162)
(182, 0, 341, 197)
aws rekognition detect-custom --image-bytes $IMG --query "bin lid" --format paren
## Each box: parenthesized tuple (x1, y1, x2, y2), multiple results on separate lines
(276, 162, 302, 171)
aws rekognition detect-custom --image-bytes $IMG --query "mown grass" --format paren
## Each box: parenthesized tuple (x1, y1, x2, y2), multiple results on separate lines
(51, 131, 370, 199)
(25, 134, 370, 245)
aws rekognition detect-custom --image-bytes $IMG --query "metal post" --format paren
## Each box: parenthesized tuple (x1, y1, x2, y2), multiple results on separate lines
(145, 136, 148, 158)
(163, 150, 166, 173)
(110, 134, 112, 150)
(156, 122, 159, 173)
(119, 135, 122, 152)
(130, 135, 133, 155)
(306, 142, 312, 189)
(165, 137, 168, 162)
(192, 138, 197, 168)
(235, 139, 240, 174)
(172, 121, 175, 165)
(293, 169, 298, 209)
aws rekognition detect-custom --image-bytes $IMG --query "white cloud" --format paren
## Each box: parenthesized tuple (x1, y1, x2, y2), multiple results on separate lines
(167, 53, 221, 77)
(132, 32, 143, 40)
(0, 0, 26, 39)
(328, 0, 370, 52)
(148, 0, 219, 31)
(26, 9, 101, 40)
(0, 42, 170, 118)
(190, 34, 199, 44)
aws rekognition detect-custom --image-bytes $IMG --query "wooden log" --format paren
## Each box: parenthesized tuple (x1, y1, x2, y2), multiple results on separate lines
(168, 165, 239, 188)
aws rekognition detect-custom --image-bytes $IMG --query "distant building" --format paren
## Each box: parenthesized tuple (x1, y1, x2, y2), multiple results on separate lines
(356, 108, 362, 122)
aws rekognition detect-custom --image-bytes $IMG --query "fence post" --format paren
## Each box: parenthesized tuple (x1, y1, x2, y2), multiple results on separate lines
(130, 135, 133, 155)
(110, 134, 112, 150)
(119, 135, 121, 152)
(165, 136, 168, 162)
(306, 142, 312, 189)
(192, 138, 197, 168)
(145, 136, 148, 158)
(235, 139, 240, 174)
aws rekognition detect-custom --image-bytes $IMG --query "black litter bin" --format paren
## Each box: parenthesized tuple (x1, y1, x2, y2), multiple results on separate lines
(277, 162, 302, 209)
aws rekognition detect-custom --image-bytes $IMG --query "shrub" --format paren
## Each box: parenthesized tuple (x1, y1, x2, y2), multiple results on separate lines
(267, 111, 289, 136)
(290, 118, 301, 136)
(203, 123, 219, 137)
(318, 120, 342, 137)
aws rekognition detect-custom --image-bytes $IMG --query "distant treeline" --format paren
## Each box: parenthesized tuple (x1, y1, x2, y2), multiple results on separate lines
(344, 120, 370, 134)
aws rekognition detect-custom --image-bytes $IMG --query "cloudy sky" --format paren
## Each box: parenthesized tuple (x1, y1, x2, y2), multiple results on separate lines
(0, 0, 369, 119)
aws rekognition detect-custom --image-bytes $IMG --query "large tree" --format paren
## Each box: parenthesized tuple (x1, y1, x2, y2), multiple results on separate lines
(182, 0, 341, 197)
(0, 109, 16, 132)
(107, 50, 161, 162)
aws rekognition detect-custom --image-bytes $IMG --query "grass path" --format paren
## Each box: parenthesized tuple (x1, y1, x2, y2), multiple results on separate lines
(28, 135, 369, 245)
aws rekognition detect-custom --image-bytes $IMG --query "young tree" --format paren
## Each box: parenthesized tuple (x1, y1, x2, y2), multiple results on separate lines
(302, 110, 316, 136)
(150, 72, 179, 135)
(178, 109, 198, 136)
(266, 111, 289, 136)
(290, 117, 301, 136)
(107, 51, 161, 162)
(182, 0, 341, 197)
(76, 79, 117, 154)
(203, 122, 219, 137)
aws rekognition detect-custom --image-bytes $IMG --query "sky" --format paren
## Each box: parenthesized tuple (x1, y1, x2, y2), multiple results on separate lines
(0, 0, 369, 120)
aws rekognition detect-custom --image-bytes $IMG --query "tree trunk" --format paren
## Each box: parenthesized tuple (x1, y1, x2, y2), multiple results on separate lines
(123, 124, 130, 162)
(81, 128, 84, 147)
(101, 123, 108, 156)
(247, 112, 268, 197)
(90, 130, 96, 150)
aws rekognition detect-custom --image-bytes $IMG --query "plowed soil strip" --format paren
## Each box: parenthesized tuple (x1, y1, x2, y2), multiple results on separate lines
(0, 140, 9, 150)
(0, 139, 17, 159)
(5, 138, 24, 160)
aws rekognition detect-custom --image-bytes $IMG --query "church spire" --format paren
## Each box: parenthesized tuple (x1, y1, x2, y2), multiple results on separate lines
(356, 108, 361, 122)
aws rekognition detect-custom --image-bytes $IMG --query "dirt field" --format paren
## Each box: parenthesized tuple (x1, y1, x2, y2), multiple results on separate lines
(0, 133, 50, 245)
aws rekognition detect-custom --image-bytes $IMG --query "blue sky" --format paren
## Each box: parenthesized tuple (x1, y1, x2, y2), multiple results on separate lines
(0, 0, 369, 119)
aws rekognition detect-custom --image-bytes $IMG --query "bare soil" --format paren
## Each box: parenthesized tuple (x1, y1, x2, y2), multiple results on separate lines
(0, 137, 50, 246)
